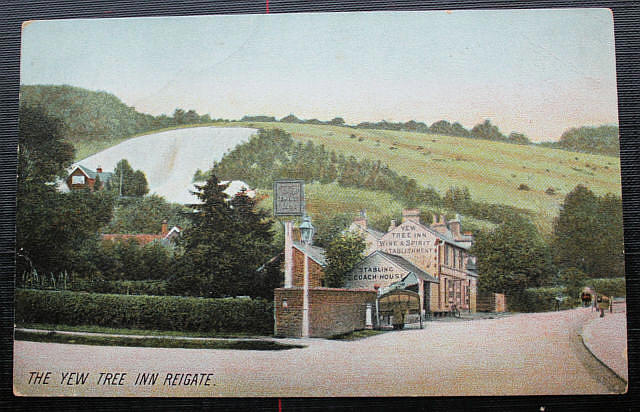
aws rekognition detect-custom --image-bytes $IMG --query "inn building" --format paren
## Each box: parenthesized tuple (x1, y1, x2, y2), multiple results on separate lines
(347, 209, 478, 315)
(274, 208, 479, 337)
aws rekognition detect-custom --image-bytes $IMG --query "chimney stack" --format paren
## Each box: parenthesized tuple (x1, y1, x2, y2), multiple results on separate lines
(449, 214, 462, 239)
(430, 214, 448, 235)
(401, 209, 421, 224)
(353, 209, 367, 229)
(161, 220, 168, 235)
(388, 219, 397, 232)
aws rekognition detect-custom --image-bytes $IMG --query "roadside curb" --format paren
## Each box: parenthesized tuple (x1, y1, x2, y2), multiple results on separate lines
(15, 328, 279, 343)
(580, 317, 628, 384)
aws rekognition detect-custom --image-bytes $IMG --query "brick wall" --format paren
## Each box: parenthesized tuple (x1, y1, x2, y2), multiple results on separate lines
(291, 247, 324, 288)
(477, 292, 507, 312)
(274, 288, 304, 337)
(274, 288, 377, 338)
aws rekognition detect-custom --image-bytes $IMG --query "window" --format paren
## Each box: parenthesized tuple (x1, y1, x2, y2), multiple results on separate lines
(444, 245, 449, 266)
(72, 175, 85, 185)
(452, 248, 457, 268)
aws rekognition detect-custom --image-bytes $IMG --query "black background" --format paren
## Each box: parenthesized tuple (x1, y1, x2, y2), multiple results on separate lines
(1, 1, 637, 410)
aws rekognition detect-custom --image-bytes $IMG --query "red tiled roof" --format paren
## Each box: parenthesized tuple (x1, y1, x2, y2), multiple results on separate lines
(101, 234, 164, 245)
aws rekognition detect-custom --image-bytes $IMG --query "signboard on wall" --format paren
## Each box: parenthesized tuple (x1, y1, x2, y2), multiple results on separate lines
(273, 179, 305, 216)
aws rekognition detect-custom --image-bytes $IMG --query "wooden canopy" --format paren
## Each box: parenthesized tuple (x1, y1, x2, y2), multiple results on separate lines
(378, 289, 420, 313)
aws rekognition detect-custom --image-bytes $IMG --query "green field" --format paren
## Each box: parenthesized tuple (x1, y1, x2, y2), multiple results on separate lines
(71, 121, 622, 234)
(229, 122, 622, 234)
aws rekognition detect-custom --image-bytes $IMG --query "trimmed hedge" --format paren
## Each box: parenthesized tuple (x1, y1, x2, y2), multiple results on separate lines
(16, 289, 273, 335)
(70, 279, 169, 296)
(586, 277, 626, 297)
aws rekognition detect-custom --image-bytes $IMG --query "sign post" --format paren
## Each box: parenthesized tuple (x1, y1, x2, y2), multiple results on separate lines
(273, 179, 305, 217)
(273, 180, 307, 336)
(274, 180, 305, 288)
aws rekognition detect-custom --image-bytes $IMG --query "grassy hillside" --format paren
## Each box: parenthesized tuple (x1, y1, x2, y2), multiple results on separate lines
(26, 82, 619, 234)
(66, 119, 621, 234)
(226, 122, 622, 234)
(256, 183, 496, 245)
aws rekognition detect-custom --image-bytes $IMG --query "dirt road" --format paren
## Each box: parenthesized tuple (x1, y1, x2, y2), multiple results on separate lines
(13, 308, 625, 397)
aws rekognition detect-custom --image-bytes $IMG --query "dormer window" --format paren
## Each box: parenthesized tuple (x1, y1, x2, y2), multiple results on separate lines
(72, 175, 85, 185)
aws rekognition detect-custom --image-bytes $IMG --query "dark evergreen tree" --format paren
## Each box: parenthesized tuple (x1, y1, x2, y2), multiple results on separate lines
(171, 175, 275, 297)
(230, 190, 275, 296)
(172, 175, 234, 297)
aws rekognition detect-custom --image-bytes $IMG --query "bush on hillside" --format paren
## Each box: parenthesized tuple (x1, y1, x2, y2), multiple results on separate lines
(517, 184, 531, 191)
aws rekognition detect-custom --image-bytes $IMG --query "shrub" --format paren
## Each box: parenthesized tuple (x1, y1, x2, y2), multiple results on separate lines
(587, 277, 626, 297)
(517, 184, 531, 191)
(545, 187, 556, 195)
(515, 287, 574, 312)
(16, 289, 274, 335)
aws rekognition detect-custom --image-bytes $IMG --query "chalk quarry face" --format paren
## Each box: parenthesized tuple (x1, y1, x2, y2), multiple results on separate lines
(74, 127, 256, 204)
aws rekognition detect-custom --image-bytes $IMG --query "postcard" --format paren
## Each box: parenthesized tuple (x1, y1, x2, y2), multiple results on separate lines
(14, 9, 627, 397)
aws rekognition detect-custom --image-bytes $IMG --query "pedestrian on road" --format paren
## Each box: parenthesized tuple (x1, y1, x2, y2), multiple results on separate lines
(392, 305, 405, 330)
(598, 295, 609, 317)
(610, 296, 614, 313)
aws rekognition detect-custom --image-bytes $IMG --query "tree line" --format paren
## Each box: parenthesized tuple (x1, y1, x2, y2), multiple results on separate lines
(472, 184, 624, 309)
(22, 84, 618, 156)
(538, 125, 620, 157)
(248, 113, 532, 145)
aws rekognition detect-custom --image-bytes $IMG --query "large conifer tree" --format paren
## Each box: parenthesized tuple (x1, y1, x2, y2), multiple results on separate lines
(172, 175, 275, 297)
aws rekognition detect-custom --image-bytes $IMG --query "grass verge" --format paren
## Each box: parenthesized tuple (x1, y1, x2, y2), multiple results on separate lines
(328, 329, 386, 341)
(15, 330, 304, 351)
(16, 323, 264, 339)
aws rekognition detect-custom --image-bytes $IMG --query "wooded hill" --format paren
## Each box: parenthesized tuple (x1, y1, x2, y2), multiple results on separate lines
(19, 85, 216, 159)
(20, 85, 158, 143)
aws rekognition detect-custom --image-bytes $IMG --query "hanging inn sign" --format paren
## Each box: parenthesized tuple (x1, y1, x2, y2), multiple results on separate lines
(273, 179, 305, 216)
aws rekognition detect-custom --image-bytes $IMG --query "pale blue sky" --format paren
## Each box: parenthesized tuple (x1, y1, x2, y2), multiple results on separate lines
(21, 9, 618, 141)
